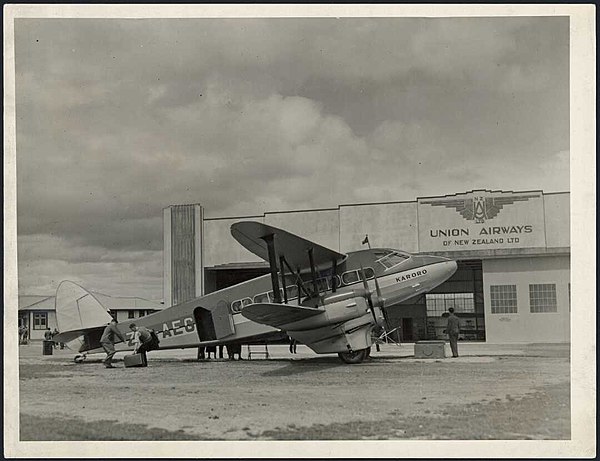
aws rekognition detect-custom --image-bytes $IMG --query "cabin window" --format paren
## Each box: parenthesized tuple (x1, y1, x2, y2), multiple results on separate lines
(231, 297, 253, 314)
(342, 270, 360, 285)
(267, 288, 284, 302)
(241, 297, 253, 307)
(316, 278, 329, 293)
(32, 312, 48, 330)
(310, 278, 329, 292)
(253, 292, 269, 304)
(330, 275, 342, 290)
(305, 277, 330, 294)
(231, 300, 243, 313)
(377, 251, 410, 270)
(286, 285, 299, 300)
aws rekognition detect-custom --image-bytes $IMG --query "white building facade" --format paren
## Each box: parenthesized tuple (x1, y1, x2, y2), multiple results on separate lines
(163, 189, 570, 344)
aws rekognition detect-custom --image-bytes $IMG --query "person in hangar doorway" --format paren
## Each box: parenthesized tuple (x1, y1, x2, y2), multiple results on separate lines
(446, 308, 460, 358)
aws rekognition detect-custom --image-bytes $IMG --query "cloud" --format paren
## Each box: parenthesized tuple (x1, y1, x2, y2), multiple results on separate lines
(13, 17, 570, 298)
(18, 234, 163, 298)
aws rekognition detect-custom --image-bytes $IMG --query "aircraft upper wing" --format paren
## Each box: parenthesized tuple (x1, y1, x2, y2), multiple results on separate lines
(231, 221, 347, 271)
(242, 302, 324, 329)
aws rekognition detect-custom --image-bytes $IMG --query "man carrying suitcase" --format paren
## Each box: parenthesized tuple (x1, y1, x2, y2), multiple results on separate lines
(129, 323, 155, 366)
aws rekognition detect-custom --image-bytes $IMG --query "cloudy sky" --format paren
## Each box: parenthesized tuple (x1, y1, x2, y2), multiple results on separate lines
(14, 16, 569, 300)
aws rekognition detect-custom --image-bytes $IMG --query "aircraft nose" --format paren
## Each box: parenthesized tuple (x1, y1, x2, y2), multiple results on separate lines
(445, 259, 458, 277)
(419, 255, 458, 279)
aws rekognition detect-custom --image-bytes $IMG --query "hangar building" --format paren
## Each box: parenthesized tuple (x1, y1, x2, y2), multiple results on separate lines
(163, 189, 570, 344)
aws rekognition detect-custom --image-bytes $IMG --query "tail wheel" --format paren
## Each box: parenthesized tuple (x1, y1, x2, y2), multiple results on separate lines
(338, 347, 370, 364)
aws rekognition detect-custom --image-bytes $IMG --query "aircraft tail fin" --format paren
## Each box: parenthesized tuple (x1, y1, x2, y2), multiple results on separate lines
(53, 281, 113, 344)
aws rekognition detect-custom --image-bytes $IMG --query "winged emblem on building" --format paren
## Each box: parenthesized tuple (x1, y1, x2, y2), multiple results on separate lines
(421, 194, 538, 223)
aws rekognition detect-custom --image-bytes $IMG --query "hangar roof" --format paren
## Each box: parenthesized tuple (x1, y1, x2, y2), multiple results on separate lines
(18, 293, 163, 312)
(19, 295, 54, 311)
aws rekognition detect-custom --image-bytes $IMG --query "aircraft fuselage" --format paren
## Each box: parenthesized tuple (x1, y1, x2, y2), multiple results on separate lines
(86, 248, 457, 355)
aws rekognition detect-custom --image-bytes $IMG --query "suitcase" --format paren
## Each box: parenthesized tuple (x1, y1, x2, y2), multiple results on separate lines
(124, 353, 146, 368)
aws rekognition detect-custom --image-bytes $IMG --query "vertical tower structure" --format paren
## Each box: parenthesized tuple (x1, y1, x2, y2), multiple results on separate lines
(163, 204, 204, 307)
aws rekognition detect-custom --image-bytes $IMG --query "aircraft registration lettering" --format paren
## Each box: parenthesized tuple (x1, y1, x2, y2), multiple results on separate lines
(184, 317, 195, 333)
(161, 317, 196, 338)
(172, 319, 183, 336)
(395, 269, 427, 283)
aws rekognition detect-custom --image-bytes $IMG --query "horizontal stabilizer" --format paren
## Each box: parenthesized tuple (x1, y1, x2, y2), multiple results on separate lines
(231, 221, 347, 271)
(242, 303, 323, 329)
(53, 326, 104, 345)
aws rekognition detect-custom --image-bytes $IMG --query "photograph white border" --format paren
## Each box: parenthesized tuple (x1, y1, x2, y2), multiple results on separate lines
(4, 4, 595, 458)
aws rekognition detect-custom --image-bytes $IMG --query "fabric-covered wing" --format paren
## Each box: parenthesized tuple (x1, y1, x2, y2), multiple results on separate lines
(231, 221, 347, 271)
(241, 302, 324, 329)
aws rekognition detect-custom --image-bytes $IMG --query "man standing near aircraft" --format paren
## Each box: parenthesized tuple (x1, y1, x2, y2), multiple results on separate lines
(100, 318, 126, 368)
(446, 307, 460, 358)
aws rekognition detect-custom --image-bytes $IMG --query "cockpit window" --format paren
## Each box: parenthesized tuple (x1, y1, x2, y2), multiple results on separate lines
(377, 251, 410, 270)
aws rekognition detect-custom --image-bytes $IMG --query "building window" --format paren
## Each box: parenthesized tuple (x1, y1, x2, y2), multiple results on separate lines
(426, 293, 475, 317)
(128, 310, 135, 319)
(529, 284, 557, 313)
(32, 312, 48, 330)
(490, 285, 518, 314)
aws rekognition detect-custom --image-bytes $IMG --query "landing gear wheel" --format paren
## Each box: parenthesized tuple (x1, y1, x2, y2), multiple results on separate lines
(338, 347, 370, 364)
(73, 354, 87, 363)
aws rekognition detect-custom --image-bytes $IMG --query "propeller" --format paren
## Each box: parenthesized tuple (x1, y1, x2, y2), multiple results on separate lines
(359, 265, 394, 343)
(359, 265, 380, 325)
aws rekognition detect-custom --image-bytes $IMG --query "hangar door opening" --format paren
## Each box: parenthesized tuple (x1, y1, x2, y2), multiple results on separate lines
(204, 263, 270, 294)
(385, 260, 484, 342)
(425, 260, 484, 341)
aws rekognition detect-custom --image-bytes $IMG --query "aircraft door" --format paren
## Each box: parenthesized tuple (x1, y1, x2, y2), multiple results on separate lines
(213, 301, 235, 339)
(193, 302, 235, 342)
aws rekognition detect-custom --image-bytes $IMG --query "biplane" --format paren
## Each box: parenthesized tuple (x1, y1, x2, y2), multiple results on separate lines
(54, 221, 457, 364)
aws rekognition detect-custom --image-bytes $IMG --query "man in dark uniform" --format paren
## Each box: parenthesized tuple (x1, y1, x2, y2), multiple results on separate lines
(100, 319, 126, 368)
(446, 307, 460, 358)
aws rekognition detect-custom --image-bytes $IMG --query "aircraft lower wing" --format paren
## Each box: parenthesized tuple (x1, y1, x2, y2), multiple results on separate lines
(243, 302, 375, 355)
(241, 303, 324, 329)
